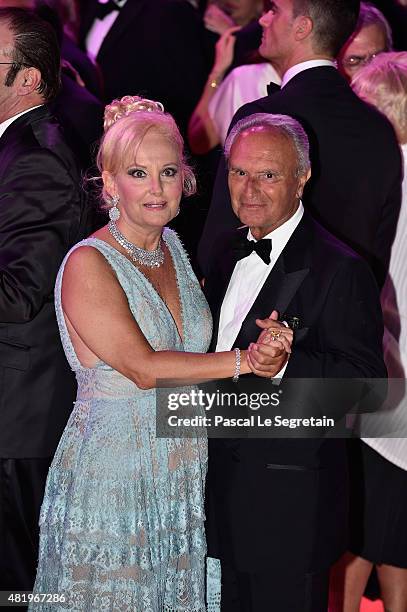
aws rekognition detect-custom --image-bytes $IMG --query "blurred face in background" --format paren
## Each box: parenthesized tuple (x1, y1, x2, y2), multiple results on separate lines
(338, 23, 387, 81)
(213, 0, 263, 25)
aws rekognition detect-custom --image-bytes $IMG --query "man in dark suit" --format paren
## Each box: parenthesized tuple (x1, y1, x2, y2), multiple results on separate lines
(0, 8, 87, 591)
(198, 0, 402, 288)
(0, 0, 104, 172)
(204, 113, 386, 610)
(80, 0, 209, 136)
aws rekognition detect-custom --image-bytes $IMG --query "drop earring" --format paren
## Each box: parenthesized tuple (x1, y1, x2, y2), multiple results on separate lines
(109, 195, 120, 221)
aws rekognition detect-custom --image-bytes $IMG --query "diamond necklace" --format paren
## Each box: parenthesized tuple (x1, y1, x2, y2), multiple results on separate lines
(108, 220, 164, 268)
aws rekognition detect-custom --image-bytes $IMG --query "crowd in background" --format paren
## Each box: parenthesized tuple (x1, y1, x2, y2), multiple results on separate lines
(4, 0, 406, 268)
(0, 0, 407, 610)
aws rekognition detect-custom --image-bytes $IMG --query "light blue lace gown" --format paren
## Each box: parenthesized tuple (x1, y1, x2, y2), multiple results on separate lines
(30, 228, 218, 611)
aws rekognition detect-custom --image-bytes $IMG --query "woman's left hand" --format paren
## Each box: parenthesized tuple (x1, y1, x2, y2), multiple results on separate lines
(246, 340, 289, 377)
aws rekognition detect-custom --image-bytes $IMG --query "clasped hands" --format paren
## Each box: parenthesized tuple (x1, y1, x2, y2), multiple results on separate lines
(246, 310, 294, 378)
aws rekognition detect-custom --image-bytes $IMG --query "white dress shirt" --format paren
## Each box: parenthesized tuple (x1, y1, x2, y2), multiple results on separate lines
(0, 105, 43, 140)
(281, 59, 336, 88)
(86, 0, 127, 61)
(208, 63, 281, 145)
(216, 203, 304, 357)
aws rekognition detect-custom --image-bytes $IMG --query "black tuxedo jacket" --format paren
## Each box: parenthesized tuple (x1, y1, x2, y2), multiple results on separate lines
(204, 213, 386, 573)
(80, 0, 209, 135)
(198, 67, 402, 287)
(51, 72, 104, 172)
(0, 106, 87, 458)
(61, 34, 103, 100)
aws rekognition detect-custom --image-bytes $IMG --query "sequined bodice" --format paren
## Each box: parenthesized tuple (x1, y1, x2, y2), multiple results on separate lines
(55, 227, 212, 396)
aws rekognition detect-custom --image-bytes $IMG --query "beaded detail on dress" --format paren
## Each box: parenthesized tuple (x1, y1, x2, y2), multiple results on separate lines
(30, 228, 213, 611)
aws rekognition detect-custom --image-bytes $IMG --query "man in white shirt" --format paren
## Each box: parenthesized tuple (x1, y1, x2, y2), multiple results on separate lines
(204, 113, 386, 611)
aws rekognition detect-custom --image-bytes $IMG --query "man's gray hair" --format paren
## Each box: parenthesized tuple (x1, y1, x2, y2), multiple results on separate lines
(224, 113, 311, 177)
(357, 2, 393, 51)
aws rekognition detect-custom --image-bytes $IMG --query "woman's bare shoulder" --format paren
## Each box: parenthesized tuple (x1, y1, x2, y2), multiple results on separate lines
(63, 241, 116, 284)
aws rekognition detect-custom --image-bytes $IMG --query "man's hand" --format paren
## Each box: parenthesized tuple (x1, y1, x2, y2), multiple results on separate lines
(246, 311, 294, 378)
(256, 310, 294, 353)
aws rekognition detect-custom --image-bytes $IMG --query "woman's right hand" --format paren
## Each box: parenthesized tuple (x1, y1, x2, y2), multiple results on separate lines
(212, 25, 241, 76)
(204, 4, 235, 34)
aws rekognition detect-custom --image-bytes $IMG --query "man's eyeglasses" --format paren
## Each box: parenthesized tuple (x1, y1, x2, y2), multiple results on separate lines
(342, 50, 385, 70)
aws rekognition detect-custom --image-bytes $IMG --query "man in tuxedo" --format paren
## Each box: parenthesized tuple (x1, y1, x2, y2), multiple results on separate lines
(198, 0, 402, 288)
(80, 0, 209, 136)
(0, 8, 86, 591)
(204, 113, 386, 610)
(0, 0, 104, 172)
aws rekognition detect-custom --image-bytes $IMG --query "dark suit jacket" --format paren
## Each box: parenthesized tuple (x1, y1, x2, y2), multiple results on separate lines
(51, 72, 104, 172)
(204, 213, 386, 573)
(80, 0, 209, 135)
(0, 106, 87, 458)
(61, 33, 103, 100)
(198, 66, 402, 287)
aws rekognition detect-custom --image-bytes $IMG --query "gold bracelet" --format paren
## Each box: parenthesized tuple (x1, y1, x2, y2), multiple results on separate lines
(209, 74, 221, 89)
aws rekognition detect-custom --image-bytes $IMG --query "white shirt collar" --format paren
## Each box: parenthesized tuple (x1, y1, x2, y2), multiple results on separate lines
(0, 105, 43, 140)
(246, 201, 304, 255)
(281, 59, 336, 88)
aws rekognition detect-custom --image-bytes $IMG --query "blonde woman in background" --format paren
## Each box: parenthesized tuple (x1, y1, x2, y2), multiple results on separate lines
(331, 51, 407, 612)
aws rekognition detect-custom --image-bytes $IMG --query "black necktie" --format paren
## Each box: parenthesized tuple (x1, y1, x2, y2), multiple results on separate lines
(95, 0, 121, 19)
(234, 238, 272, 265)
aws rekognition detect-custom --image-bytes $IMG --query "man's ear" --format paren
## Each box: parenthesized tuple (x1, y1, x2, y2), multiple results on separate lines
(296, 169, 311, 199)
(294, 16, 313, 42)
(16, 66, 42, 96)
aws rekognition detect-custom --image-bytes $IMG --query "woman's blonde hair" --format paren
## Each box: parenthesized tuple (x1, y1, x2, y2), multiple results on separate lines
(352, 52, 407, 143)
(97, 96, 196, 207)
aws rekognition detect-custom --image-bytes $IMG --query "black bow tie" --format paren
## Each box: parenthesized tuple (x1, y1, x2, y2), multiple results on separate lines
(267, 81, 281, 96)
(234, 237, 272, 265)
(95, 0, 121, 19)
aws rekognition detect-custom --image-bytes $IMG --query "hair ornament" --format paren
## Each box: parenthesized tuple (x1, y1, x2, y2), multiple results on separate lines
(103, 95, 165, 131)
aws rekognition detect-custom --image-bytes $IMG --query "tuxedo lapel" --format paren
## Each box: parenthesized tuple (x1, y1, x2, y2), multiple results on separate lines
(233, 216, 312, 349)
(97, 1, 147, 61)
(273, 265, 309, 315)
